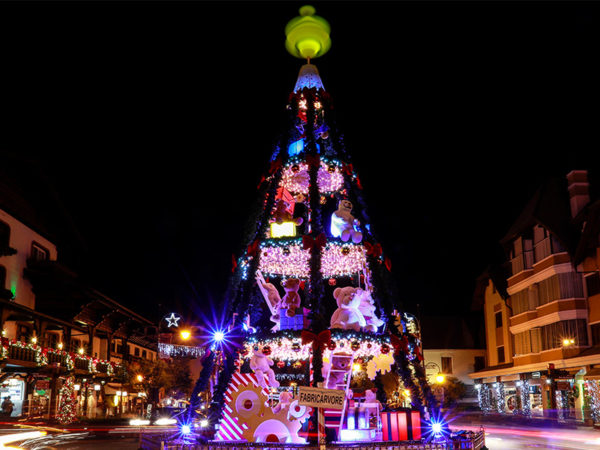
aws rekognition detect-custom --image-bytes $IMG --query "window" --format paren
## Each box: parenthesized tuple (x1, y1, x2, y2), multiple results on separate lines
(441, 357, 453, 374)
(474, 356, 485, 372)
(497, 346, 505, 363)
(537, 273, 584, 306)
(142, 350, 147, 359)
(0, 265, 5, 289)
(30, 242, 49, 261)
(134, 347, 140, 357)
(495, 311, 503, 328)
(586, 273, 600, 297)
(514, 328, 542, 356)
(540, 319, 588, 350)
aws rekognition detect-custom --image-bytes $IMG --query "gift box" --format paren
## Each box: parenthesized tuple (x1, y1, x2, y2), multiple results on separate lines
(380, 409, 421, 441)
(279, 307, 310, 330)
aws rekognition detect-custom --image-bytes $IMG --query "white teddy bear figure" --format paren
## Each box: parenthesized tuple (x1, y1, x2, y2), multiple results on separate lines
(250, 347, 280, 389)
(330, 286, 367, 331)
(355, 289, 384, 333)
(330, 199, 363, 243)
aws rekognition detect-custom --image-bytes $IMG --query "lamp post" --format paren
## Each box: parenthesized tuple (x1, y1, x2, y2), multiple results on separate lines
(425, 362, 445, 408)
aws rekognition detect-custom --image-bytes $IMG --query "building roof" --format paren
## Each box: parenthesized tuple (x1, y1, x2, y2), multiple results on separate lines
(500, 175, 579, 256)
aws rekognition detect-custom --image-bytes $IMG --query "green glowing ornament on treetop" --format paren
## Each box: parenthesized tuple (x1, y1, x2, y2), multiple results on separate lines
(285, 5, 331, 60)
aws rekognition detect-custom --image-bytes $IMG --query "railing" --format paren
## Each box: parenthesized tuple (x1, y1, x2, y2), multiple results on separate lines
(139, 433, 486, 450)
(8, 345, 37, 362)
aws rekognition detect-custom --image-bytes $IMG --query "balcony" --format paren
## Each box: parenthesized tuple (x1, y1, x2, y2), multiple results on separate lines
(510, 250, 534, 276)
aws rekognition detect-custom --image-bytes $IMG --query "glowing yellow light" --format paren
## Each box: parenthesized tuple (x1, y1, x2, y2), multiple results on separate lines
(58, 342, 63, 349)
(180, 330, 191, 340)
(435, 373, 445, 384)
(1, 329, 6, 337)
(285, 5, 332, 60)
(403, 389, 411, 397)
(78, 347, 85, 355)
(270, 221, 297, 238)
(352, 363, 362, 373)
(31, 336, 37, 344)
(136, 374, 144, 382)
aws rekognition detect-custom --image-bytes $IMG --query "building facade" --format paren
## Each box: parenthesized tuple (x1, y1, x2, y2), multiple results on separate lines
(470, 170, 600, 422)
(1, 187, 157, 420)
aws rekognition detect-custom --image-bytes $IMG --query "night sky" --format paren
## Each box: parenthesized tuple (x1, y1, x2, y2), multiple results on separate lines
(2, 1, 598, 325)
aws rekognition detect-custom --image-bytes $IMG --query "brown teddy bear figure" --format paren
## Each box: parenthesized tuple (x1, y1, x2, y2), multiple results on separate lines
(326, 353, 353, 389)
(281, 278, 302, 317)
(273, 199, 303, 225)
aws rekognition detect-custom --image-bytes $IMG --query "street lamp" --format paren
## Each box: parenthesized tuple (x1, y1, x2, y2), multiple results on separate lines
(426, 362, 446, 408)
(180, 330, 192, 340)
(136, 374, 144, 383)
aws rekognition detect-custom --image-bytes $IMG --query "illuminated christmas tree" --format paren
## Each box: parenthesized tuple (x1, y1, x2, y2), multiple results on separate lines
(205, 6, 440, 444)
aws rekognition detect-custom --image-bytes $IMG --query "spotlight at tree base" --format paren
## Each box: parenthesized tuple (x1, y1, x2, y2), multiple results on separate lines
(213, 330, 225, 343)
(423, 412, 451, 443)
(180, 424, 192, 435)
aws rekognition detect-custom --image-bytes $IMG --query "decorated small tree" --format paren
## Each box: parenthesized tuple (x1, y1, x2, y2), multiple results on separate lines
(57, 376, 77, 425)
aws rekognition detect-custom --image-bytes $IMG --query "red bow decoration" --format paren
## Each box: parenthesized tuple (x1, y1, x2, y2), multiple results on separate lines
(306, 154, 320, 168)
(301, 329, 331, 353)
(302, 232, 326, 251)
(390, 334, 410, 355)
(247, 239, 260, 257)
(414, 344, 424, 362)
(269, 158, 282, 175)
(231, 254, 237, 273)
(364, 242, 382, 258)
(343, 163, 354, 176)
(385, 256, 392, 272)
(356, 176, 363, 190)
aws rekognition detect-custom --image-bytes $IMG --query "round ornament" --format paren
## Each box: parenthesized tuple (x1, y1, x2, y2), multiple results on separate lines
(262, 345, 272, 356)
(328, 165, 336, 173)
(341, 247, 350, 255)
(277, 360, 286, 369)
(328, 278, 337, 286)
(292, 342, 301, 352)
(283, 247, 291, 256)
(351, 341, 360, 351)
(381, 344, 390, 354)
(292, 164, 300, 173)
(327, 341, 337, 351)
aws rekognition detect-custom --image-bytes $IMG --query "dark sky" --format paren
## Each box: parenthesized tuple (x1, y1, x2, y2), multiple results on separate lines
(2, 1, 599, 324)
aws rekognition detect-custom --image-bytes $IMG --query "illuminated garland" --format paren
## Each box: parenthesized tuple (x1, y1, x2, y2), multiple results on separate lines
(258, 239, 311, 279)
(57, 376, 77, 425)
(586, 380, 600, 423)
(158, 343, 207, 359)
(321, 242, 366, 277)
(243, 330, 390, 362)
(493, 382, 505, 413)
(518, 380, 531, 416)
(258, 239, 367, 279)
(280, 159, 344, 195)
(47, 349, 75, 370)
(476, 383, 492, 413)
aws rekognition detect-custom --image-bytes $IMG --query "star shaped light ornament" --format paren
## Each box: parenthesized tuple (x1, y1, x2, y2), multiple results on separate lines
(165, 313, 181, 328)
